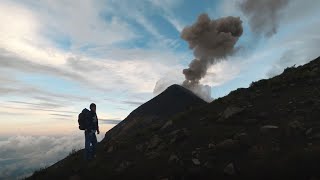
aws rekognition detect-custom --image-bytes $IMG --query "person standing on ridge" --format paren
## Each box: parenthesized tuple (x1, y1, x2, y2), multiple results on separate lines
(84, 103, 100, 160)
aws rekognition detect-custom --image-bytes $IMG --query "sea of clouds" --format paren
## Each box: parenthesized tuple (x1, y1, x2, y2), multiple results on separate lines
(0, 133, 104, 179)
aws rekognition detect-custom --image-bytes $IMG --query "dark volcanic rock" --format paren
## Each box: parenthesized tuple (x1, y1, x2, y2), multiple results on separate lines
(26, 56, 320, 180)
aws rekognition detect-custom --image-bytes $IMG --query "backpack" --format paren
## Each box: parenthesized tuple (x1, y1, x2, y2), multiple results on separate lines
(78, 108, 90, 130)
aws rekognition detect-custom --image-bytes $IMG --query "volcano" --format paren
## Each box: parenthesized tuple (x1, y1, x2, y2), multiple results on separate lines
(129, 84, 207, 118)
(102, 84, 207, 144)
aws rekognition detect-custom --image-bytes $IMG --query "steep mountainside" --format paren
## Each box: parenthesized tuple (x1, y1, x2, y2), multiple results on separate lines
(101, 84, 207, 145)
(27, 56, 320, 180)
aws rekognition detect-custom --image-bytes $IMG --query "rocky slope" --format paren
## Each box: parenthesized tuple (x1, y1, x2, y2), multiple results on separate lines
(101, 84, 207, 145)
(27, 56, 320, 180)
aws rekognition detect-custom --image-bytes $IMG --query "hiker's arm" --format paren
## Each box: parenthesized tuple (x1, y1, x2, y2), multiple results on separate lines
(96, 115, 100, 134)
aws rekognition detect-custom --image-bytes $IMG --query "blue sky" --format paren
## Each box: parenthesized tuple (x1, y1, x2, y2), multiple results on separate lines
(0, 0, 319, 136)
(0, 0, 320, 178)
(0, 0, 320, 136)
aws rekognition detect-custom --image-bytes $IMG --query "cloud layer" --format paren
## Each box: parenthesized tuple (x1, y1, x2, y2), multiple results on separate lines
(0, 134, 104, 179)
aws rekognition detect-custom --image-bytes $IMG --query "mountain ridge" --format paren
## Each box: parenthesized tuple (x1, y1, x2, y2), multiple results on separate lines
(27, 56, 320, 180)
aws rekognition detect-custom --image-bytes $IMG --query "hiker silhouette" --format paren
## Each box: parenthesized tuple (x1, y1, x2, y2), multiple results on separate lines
(84, 103, 100, 160)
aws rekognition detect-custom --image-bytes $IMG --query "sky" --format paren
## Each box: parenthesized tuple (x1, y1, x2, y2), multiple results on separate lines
(0, 0, 319, 179)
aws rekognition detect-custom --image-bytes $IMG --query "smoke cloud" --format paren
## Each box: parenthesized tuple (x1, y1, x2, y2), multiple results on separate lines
(181, 13, 243, 101)
(239, 0, 290, 37)
(185, 83, 213, 102)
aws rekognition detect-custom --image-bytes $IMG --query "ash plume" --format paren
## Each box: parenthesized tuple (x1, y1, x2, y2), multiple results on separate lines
(181, 13, 243, 101)
(239, 0, 290, 37)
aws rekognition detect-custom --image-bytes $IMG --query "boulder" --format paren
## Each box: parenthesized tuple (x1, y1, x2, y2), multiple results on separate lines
(161, 120, 173, 130)
(216, 139, 240, 151)
(306, 128, 313, 136)
(286, 120, 305, 137)
(192, 148, 201, 158)
(221, 106, 244, 119)
(234, 132, 251, 146)
(224, 162, 235, 175)
(146, 151, 160, 159)
(192, 158, 200, 165)
(169, 128, 189, 144)
(168, 154, 179, 164)
(306, 127, 320, 139)
(208, 143, 216, 149)
(260, 125, 279, 134)
(147, 135, 162, 150)
(204, 161, 214, 169)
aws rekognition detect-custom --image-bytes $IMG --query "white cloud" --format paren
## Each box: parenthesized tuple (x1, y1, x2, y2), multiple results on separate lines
(95, 0, 185, 50)
(266, 38, 320, 78)
(0, 0, 188, 95)
(153, 70, 184, 95)
(1, 45, 186, 94)
(164, 16, 185, 32)
(201, 59, 244, 87)
(0, 134, 100, 179)
(64, 54, 185, 93)
(0, 0, 190, 135)
(98, 0, 163, 39)
(148, 0, 185, 32)
(149, 0, 182, 8)
(265, 10, 320, 77)
(0, 1, 69, 66)
(21, 0, 137, 48)
(217, 0, 242, 17)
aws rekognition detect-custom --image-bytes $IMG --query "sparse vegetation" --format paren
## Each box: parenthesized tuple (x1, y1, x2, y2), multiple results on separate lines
(68, 148, 78, 157)
(28, 167, 47, 179)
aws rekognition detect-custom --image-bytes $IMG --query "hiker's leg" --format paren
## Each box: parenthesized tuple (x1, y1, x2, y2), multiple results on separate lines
(91, 132, 98, 157)
(88, 131, 95, 159)
(84, 131, 90, 160)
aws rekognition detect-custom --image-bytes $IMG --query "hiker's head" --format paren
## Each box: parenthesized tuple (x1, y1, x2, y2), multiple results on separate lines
(90, 103, 96, 112)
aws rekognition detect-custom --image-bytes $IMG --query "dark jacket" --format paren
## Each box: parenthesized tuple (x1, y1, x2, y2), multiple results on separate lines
(86, 111, 99, 131)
